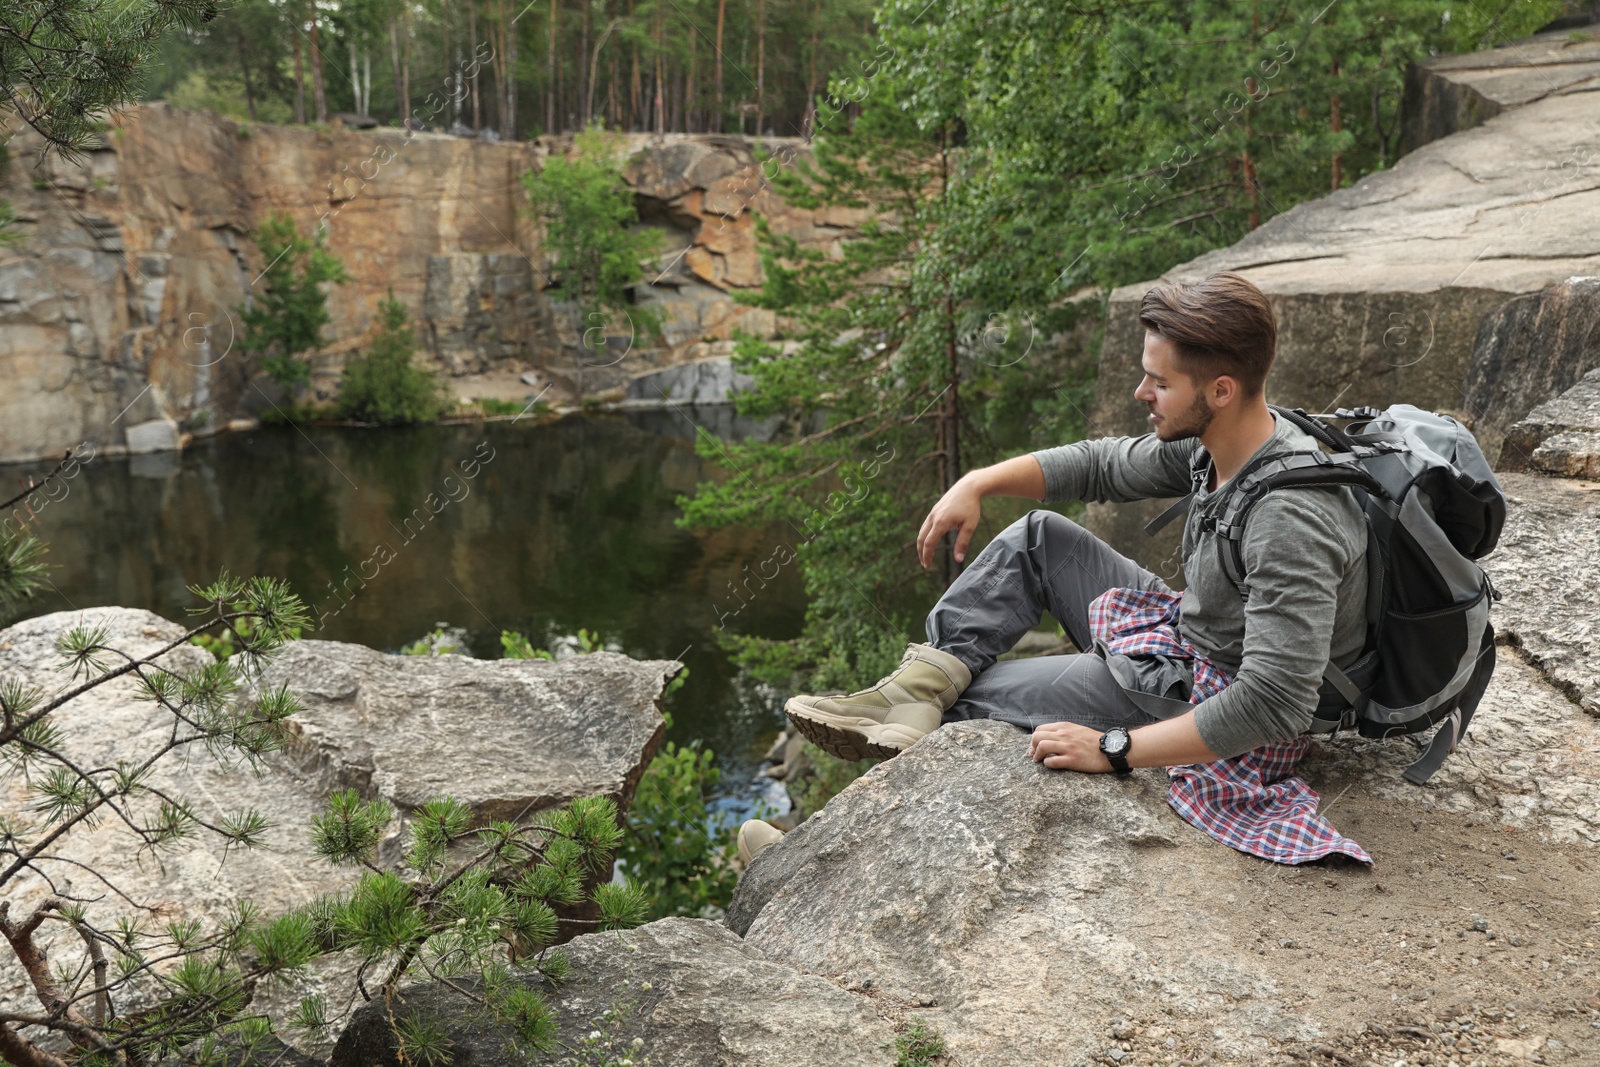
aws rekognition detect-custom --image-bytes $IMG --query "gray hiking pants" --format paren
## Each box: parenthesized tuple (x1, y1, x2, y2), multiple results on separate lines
(926, 510, 1177, 734)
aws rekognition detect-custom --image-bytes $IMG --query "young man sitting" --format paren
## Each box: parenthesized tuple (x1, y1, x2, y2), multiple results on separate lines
(740, 271, 1372, 868)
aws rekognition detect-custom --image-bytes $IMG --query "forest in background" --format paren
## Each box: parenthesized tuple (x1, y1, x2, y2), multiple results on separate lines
(143, 0, 880, 137)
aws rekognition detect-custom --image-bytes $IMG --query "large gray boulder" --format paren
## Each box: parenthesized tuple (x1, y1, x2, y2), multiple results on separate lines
(328, 917, 898, 1066)
(257, 639, 674, 821)
(727, 694, 1600, 1066)
(1399, 22, 1600, 154)
(0, 608, 677, 1051)
(1486, 472, 1600, 718)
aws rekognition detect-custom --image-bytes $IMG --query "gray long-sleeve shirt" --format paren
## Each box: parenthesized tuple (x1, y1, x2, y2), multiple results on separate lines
(1031, 414, 1368, 759)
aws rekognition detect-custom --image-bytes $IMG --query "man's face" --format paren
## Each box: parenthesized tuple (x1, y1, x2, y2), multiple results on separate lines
(1133, 332, 1214, 442)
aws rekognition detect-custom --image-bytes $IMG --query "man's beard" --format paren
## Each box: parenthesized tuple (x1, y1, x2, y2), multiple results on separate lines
(1153, 392, 1215, 441)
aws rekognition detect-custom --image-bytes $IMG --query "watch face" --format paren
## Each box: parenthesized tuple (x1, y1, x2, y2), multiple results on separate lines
(1102, 728, 1131, 757)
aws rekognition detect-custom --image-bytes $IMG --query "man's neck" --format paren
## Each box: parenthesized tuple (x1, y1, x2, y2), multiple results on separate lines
(1200, 401, 1278, 489)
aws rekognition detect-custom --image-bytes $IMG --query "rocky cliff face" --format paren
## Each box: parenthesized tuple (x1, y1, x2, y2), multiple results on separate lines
(1085, 25, 1600, 568)
(1399, 22, 1600, 155)
(1465, 276, 1600, 465)
(0, 108, 839, 463)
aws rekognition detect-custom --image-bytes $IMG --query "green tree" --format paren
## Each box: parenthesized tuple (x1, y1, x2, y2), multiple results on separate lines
(0, 570, 313, 1067)
(148, 0, 296, 123)
(678, 99, 1077, 692)
(522, 127, 664, 389)
(300, 789, 647, 1057)
(0, 0, 218, 160)
(871, 0, 1570, 296)
(337, 289, 452, 425)
(239, 212, 350, 395)
(618, 741, 743, 920)
(496, 630, 738, 921)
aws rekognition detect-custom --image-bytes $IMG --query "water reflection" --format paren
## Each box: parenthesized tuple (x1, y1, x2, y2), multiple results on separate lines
(3, 414, 807, 784)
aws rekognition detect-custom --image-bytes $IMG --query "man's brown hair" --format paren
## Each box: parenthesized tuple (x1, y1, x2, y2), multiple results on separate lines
(1137, 271, 1276, 397)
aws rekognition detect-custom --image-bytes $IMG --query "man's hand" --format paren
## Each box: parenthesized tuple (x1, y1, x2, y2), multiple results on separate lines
(917, 477, 983, 569)
(1029, 721, 1113, 773)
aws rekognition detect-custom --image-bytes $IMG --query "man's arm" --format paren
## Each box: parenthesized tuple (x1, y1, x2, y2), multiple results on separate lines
(1032, 434, 1197, 505)
(971, 453, 1049, 498)
(1032, 490, 1365, 771)
(916, 435, 1196, 569)
(916, 455, 1045, 568)
(1030, 712, 1219, 771)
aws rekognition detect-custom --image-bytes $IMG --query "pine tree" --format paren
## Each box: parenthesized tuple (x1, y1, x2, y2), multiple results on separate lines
(1, 0, 219, 160)
(338, 289, 453, 425)
(676, 97, 1071, 692)
(238, 212, 351, 395)
(522, 128, 665, 392)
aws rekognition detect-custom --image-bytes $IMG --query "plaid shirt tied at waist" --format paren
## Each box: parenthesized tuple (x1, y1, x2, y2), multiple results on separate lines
(1087, 586, 1372, 866)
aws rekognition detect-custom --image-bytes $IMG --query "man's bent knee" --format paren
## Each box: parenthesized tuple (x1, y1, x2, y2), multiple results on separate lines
(1023, 508, 1097, 547)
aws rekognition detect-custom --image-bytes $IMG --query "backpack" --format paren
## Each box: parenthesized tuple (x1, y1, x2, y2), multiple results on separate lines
(1148, 405, 1506, 784)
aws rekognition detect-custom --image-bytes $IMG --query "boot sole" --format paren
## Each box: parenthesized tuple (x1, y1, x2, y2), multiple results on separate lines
(783, 699, 925, 762)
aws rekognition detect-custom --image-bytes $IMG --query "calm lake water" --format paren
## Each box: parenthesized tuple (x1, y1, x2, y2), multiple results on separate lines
(3, 412, 810, 808)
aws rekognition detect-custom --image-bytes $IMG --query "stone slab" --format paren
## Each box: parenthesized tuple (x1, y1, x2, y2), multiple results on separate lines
(329, 916, 898, 1066)
(257, 639, 675, 821)
(1502, 367, 1600, 471)
(1484, 473, 1600, 715)
(124, 417, 182, 453)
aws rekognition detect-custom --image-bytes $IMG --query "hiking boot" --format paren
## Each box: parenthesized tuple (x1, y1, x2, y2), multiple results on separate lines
(736, 819, 785, 868)
(784, 642, 972, 761)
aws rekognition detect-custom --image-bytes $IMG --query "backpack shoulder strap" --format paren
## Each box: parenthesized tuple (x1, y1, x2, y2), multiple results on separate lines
(1209, 449, 1389, 595)
(1143, 446, 1213, 536)
(1270, 405, 1358, 452)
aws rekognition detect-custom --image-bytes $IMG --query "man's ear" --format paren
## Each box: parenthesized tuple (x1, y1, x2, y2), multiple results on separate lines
(1209, 374, 1241, 409)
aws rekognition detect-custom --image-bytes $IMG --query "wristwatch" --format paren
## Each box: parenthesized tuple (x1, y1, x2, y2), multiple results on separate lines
(1099, 727, 1133, 776)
